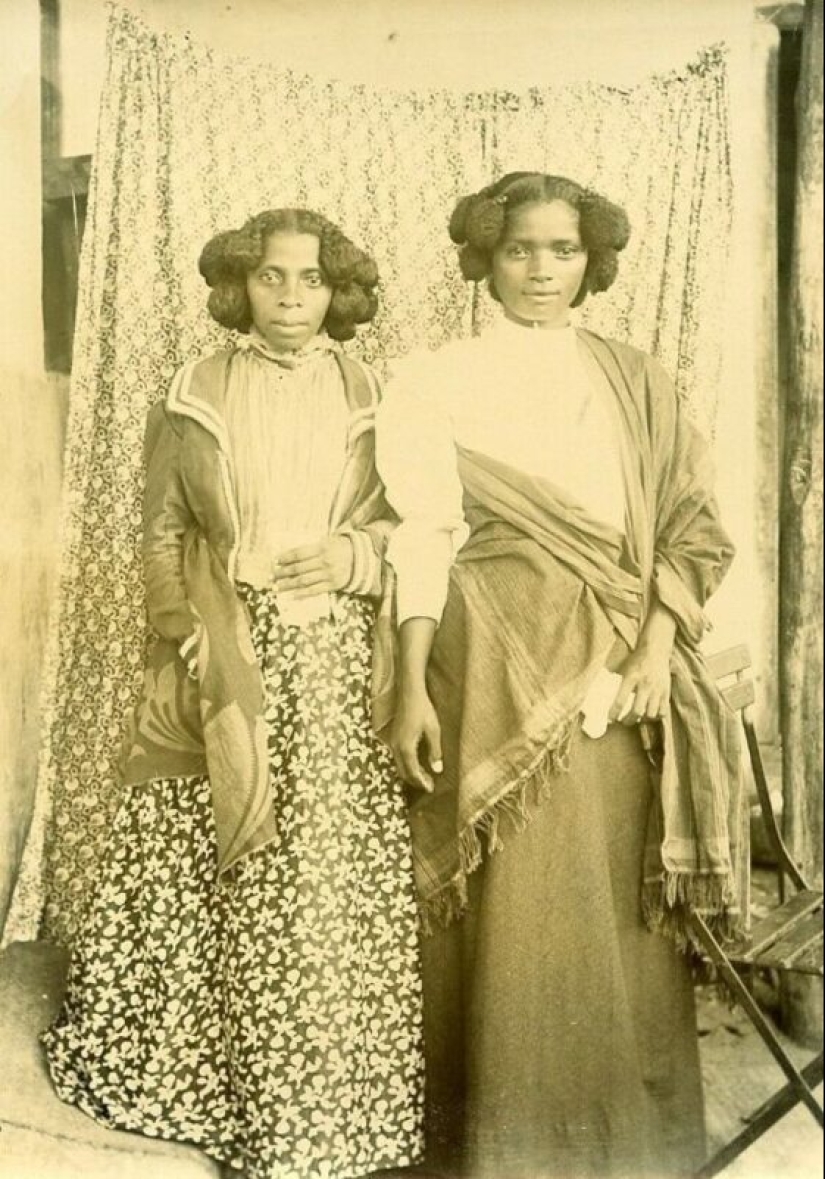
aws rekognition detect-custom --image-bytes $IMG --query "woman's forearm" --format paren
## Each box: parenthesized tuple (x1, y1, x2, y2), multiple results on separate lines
(392, 616, 442, 787)
(398, 617, 437, 694)
(638, 597, 678, 655)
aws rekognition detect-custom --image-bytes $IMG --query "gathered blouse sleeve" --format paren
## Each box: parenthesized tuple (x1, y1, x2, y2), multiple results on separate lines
(375, 352, 468, 624)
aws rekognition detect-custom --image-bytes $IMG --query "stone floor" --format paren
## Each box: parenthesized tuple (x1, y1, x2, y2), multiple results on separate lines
(0, 940, 218, 1179)
(0, 933, 821, 1179)
(692, 861, 822, 1179)
(696, 982, 822, 1179)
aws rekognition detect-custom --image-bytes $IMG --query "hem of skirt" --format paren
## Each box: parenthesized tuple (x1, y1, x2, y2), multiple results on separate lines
(44, 1080, 239, 1166)
(39, 1041, 234, 1158)
(43, 1052, 424, 1179)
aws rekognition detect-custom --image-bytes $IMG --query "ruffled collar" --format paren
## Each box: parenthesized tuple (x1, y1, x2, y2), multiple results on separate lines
(239, 328, 340, 370)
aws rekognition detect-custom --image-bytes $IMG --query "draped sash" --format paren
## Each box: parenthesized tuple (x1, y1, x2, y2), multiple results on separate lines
(119, 353, 395, 877)
(402, 334, 746, 943)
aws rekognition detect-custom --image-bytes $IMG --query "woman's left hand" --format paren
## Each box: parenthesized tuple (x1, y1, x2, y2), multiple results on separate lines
(609, 599, 677, 725)
(609, 645, 672, 725)
(271, 536, 354, 597)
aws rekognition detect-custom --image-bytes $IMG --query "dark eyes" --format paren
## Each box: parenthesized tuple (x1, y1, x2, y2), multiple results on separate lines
(257, 270, 326, 287)
(503, 244, 583, 260)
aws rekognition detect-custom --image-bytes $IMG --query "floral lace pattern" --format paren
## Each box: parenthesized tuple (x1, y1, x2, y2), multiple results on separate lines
(42, 588, 424, 1179)
(5, 4, 733, 945)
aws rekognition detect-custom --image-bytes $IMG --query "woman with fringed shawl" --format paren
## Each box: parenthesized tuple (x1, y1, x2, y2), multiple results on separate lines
(375, 172, 745, 1179)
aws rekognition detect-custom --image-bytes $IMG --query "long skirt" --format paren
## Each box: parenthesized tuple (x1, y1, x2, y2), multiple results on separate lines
(420, 722, 706, 1179)
(42, 588, 425, 1179)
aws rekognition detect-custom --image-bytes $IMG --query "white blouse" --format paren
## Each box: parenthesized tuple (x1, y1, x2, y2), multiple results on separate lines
(225, 332, 350, 591)
(375, 317, 627, 624)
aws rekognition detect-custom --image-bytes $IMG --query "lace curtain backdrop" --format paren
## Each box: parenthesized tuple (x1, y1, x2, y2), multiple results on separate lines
(5, 3, 734, 946)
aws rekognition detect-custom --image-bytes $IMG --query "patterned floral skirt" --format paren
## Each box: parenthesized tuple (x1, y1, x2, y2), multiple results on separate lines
(42, 587, 425, 1179)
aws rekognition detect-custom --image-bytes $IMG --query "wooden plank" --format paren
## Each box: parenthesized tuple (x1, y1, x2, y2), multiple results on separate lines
(719, 679, 756, 713)
(791, 937, 825, 974)
(756, 912, 823, 972)
(707, 645, 752, 682)
(724, 889, 822, 960)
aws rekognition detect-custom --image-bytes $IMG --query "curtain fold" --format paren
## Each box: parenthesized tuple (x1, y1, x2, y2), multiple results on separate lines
(5, 3, 734, 946)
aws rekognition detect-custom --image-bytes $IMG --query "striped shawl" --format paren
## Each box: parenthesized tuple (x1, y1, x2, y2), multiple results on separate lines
(404, 331, 747, 943)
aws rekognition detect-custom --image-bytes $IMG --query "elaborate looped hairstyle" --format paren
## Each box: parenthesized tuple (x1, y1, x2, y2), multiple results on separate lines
(448, 172, 631, 307)
(198, 208, 379, 342)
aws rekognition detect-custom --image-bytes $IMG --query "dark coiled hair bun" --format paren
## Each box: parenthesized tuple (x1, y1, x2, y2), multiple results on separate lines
(448, 172, 630, 307)
(198, 208, 379, 342)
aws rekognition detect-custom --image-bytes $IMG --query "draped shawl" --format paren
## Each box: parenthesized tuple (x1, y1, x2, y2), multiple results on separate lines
(118, 350, 396, 876)
(403, 330, 746, 943)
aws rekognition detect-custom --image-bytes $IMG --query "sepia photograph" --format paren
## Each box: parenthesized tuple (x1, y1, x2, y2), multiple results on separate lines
(0, 1, 822, 1177)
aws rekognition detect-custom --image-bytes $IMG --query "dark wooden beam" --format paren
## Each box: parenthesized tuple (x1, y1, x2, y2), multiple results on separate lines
(780, 0, 824, 883)
(43, 155, 92, 202)
(779, 0, 824, 1041)
(40, 0, 61, 161)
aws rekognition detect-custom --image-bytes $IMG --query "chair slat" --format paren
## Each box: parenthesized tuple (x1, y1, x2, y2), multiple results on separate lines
(719, 679, 756, 712)
(690, 641, 824, 1163)
(707, 644, 752, 681)
(789, 937, 825, 976)
(754, 914, 824, 974)
(724, 890, 822, 961)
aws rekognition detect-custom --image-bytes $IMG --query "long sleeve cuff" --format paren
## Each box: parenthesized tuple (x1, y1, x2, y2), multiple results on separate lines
(387, 526, 457, 624)
(395, 569, 452, 625)
(340, 528, 382, 597)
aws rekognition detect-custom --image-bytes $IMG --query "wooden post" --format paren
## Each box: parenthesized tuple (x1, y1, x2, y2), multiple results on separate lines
(40, 0, 61, 162)
(753, 21, 782, 744)
(779, 0, 824, 1044)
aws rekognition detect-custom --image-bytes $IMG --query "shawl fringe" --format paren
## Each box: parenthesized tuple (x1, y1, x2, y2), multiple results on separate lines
(419, 720, 576, 934)
(419, 728, 746, 957)
(641, 871, 743, 953)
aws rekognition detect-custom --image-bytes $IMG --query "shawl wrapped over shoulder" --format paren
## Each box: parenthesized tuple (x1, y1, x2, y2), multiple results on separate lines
(119, 349, 396, 876)
(403, 330, 747, 944)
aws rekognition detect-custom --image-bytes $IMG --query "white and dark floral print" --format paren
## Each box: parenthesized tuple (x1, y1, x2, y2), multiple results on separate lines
(44, 589, 424, 1179)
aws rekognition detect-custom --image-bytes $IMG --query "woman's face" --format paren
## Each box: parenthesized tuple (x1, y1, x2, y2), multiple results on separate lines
(246, 231, 333, 352)
(491, 200, 588, 328)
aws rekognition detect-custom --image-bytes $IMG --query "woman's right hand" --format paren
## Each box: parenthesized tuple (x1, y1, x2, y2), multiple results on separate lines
(390, 686, 443, 793)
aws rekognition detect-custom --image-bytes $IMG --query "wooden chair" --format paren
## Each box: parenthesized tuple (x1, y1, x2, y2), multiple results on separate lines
(690, 644, 823, 1177)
